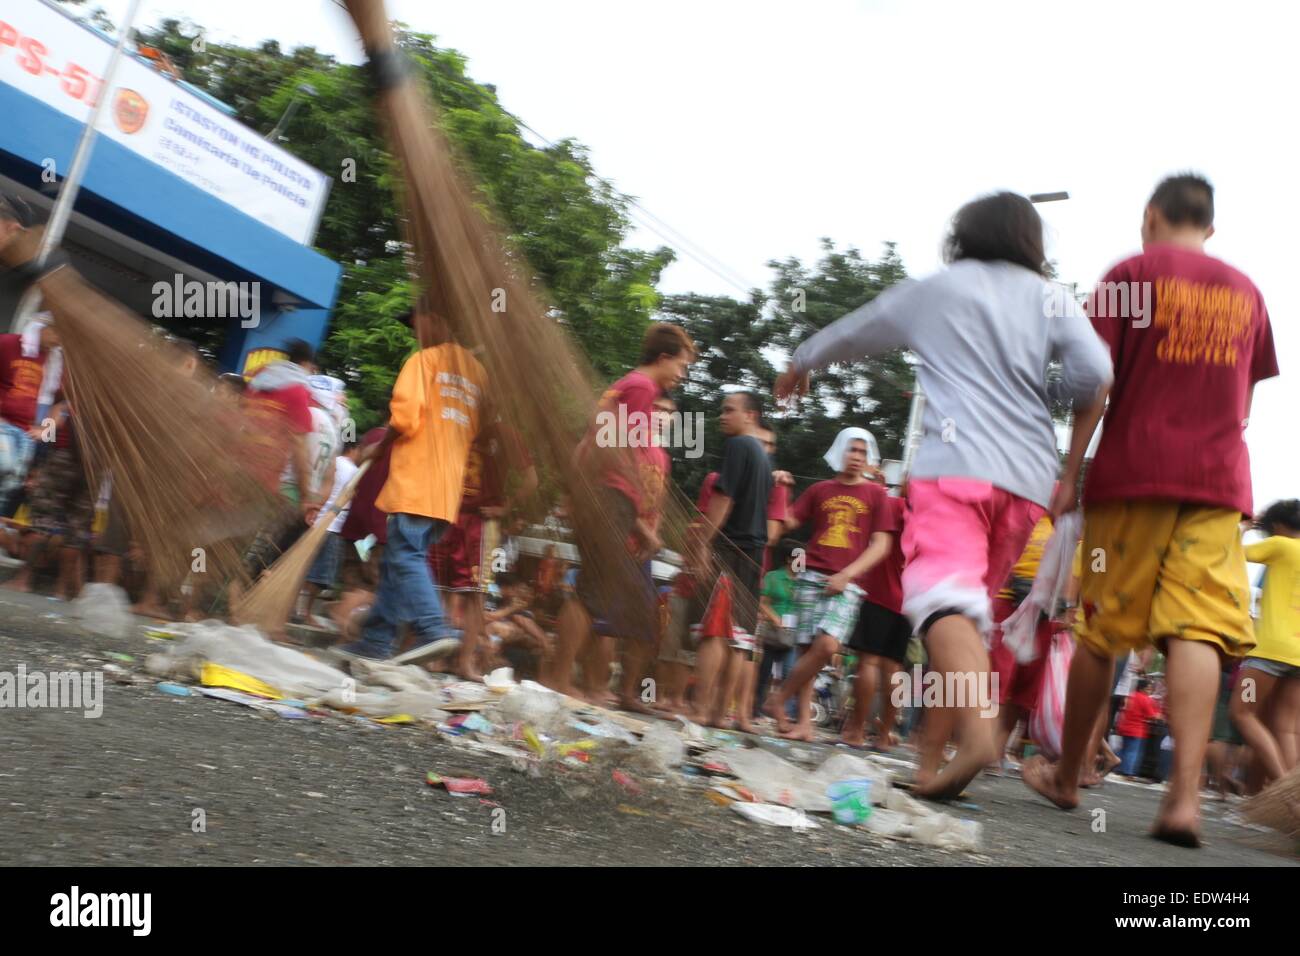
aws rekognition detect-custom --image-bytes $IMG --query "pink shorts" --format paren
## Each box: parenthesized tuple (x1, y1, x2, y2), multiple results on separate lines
(900, 478, 1045, 636)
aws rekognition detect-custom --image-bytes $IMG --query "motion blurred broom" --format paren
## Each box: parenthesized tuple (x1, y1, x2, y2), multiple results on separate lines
(231, 460, 371, 634)
(0, 228, 284, 599)
(339, 0, 713, 644)
(1241, 764, 1300, 840)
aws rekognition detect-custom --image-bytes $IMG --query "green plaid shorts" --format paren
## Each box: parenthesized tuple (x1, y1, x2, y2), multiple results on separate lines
(793, 570, 866, 646)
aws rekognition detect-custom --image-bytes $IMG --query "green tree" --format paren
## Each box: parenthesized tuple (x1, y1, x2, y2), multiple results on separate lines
(126, 19, 673, 428)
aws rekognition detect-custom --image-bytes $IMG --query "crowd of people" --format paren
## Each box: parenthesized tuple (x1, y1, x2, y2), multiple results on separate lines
(2, 170, 1295, 849)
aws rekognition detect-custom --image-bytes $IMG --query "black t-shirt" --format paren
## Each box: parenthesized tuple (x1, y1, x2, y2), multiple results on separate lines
(712, 434, 774, 551)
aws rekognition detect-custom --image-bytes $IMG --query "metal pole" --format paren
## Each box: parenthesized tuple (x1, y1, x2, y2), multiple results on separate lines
(11, 0, 145, 332)
(900, 359, 925, 485)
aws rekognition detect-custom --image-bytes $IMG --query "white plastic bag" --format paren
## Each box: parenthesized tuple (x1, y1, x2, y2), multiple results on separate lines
(1000, 511, 1082, 663)
(72, 583, 133, 639)
(1029, 630, 1075, 760)
(731, 802, 820, 830)
(632, 724, 687, 773)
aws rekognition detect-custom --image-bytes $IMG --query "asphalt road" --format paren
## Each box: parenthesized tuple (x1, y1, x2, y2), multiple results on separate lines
(0, 588, 1294, 867)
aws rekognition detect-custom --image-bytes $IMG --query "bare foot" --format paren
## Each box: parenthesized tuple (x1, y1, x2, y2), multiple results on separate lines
(1080, 770, 1104, 788)
(454, 665, 484, 683)
(780, 723, 815, 742)
(1151, 795, 1202, 848)
(734, 718, 756, 734)
(617, 696, 655, 716)
(1021, 754, 1080, 810)
(840, 732, 868, 748)
(3, 574, 31, 592)
(132, 602, 170, 620)
(766, 699, 795, 735)
(915, 750, 992, 801)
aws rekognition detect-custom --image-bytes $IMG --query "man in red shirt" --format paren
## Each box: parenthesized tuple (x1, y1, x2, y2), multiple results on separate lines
(1025, 174, 1279, 847)
(0, 320, 59, 517)
(429, 418, 536, 680)
(236, 340, 326, 603)
(554, 323, 695, 703)
(841, 488, 909, 749)
(766, 430, 897, 741)
(1115, 679, 1162, 777)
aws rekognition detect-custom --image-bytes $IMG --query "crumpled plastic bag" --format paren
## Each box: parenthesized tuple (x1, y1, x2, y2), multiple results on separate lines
(715, 747, 891, 813)
(912, 814, 982, 851)
(629, 724, 687, 773)
(346, 656, 443, 694)
(731, 802, 820, 830)
(152, 620, 347, 698)
(1000, 511, 1082, 663)
(317, 686, 448, 719)
(491, 682, 568, 735)
(71, 583, 133, 639)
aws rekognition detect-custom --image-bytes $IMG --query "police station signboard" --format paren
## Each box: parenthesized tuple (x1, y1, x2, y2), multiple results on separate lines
(0, 0, 330, 245)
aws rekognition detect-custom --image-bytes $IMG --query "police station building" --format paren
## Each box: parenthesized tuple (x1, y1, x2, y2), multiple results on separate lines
(0, 0, 341, 374)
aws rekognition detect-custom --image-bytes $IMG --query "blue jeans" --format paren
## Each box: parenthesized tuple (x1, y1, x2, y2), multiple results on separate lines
(0, 421, 35, 516)
(359, 513, 455, 658)
(1119, 736, 1146, 776)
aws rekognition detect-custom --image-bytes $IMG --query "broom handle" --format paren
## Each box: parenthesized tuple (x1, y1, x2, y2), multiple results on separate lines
(312, 458, 372, 527)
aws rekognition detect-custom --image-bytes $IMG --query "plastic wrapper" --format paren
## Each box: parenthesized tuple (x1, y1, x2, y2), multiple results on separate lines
(1028, 631, 1075, 760)
(630, 724, 687, 773)
(1000, 510, 1082, 663)
(71, 583, 133, 639)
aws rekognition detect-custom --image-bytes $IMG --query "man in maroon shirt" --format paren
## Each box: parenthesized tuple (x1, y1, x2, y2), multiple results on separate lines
(0, 321, 59, 517)
(766, 431, 897, 741)
(553, 323, 695, 703)
(1026, 174, 1280, 847)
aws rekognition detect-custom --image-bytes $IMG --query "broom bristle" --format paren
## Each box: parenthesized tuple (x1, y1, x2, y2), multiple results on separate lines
(1241, 764, 1300, 837)
(342, 0, 760, 637)
(231, 516, 332, 632)
(231, 460, 372, 632)
(1, 229, 283, 599)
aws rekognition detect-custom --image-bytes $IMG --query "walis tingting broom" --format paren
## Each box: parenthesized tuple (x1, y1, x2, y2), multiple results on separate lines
(0, 227, 284, 599)
(231, 459, 372, 635)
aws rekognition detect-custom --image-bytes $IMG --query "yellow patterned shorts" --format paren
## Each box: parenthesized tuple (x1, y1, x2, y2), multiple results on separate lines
(1075, 500, 1254, 659)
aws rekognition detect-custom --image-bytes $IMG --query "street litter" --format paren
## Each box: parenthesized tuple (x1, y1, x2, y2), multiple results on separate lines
(201, 662, 282, 699)
(612, 769, 642, 794)
(149, 620, 345, 697)
(827, 778, 874, 825)
(483, 667, 515, 693)
(155, 682, 193, 697)
(630, 723, 686, 774)
(731, 802, 820, 830)
(197, 686, 307, 718)
(426, 772, 493, 796)
(71, 583, 133, 639)
(570, 719, 638, 743)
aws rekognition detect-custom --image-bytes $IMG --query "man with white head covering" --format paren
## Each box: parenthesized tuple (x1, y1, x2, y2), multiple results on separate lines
(765, 426, 897, 741)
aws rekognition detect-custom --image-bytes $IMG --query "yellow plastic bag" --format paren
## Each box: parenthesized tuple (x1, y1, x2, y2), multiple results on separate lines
(199, 662, 282, 699)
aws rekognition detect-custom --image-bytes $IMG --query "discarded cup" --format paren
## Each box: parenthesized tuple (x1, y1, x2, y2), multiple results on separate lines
(827, 779, 874, 825)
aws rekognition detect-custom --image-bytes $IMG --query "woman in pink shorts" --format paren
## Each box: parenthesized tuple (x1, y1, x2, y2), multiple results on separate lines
(776, 192, 1113, 798)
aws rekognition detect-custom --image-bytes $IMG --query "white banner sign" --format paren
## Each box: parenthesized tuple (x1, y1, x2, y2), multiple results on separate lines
(0, 0, 330, 244)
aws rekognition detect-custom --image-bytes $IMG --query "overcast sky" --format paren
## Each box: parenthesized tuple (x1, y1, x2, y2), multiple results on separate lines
(80, 0, 1298, 512)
